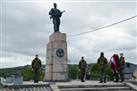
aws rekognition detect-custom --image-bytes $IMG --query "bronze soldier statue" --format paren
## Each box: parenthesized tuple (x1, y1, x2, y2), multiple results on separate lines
(119, 53, 125, 82)
(31, 54, 41, 83)
(79, 57, 87, 82)
(49, 3, 65, 32)
(97, 52, 108, 83)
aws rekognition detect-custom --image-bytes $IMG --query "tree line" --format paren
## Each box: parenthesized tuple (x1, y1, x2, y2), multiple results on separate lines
(0, 63, 114, 81)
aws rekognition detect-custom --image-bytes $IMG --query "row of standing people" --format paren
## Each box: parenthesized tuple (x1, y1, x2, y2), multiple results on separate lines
(31, 53, 125, 83)
(79, 52, 125, 83)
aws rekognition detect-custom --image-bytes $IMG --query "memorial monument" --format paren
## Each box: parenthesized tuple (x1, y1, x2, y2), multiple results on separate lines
(45, 3, 68, 81)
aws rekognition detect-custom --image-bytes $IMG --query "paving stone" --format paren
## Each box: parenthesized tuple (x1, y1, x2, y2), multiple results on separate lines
(56, 81, 136, 91)
(1, 81, 137, 91)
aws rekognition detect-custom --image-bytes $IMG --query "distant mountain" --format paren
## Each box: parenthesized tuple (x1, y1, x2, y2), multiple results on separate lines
(0, 65, 27, 77)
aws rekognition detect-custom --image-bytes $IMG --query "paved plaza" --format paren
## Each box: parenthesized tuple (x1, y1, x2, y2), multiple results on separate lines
(1, 80, 137, 91)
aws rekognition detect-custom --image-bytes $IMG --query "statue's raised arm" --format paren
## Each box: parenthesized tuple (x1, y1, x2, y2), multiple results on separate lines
(49, 3, 65, 32)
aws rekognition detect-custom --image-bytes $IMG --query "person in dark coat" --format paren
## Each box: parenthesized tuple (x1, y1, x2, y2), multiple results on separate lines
(97, 52, 108, 83)
(79, 57, 87, 82)
(31, 54, 41, 83)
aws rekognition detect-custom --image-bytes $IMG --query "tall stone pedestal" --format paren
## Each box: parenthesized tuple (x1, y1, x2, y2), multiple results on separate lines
(45, 32, 68, 81)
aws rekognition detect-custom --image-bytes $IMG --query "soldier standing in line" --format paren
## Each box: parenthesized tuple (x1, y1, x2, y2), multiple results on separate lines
(79, 57, 87, 82)
(31, 54, 41, 83)
(97, 52, 108, 83)
(119, 53, 125, 82)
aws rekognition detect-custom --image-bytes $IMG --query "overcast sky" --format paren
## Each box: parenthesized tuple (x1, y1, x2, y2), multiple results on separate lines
(0, 0, 137, 68)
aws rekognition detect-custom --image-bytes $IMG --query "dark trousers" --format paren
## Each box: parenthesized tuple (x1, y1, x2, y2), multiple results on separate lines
(54, 24, 59, 32)
(99, 68, 106, 83)
(80, 70, 85, 82)
(114, 72, 119, 82)
(53, 18, 60, 32)
(119, 69, 124, 82)
(33, 70, 39, 83)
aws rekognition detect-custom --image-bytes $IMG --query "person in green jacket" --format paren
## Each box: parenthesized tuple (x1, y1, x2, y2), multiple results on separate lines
(79, 57, 87, 82)
(31, 54, 41, 83)
(97, 52, 108, 83)
(119, 53, 125, 82)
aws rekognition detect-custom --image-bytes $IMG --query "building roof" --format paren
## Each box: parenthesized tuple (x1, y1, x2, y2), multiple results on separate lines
(124, 62, 137, 74)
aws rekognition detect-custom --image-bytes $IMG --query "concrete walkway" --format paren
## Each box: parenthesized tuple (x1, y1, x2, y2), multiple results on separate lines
(1, 80, 137, 91)
(56, 80, 123, 85)
(22, 80, 125, 85)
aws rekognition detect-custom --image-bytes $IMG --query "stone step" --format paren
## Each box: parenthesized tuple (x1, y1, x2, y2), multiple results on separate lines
(60, 87, 131, 91)
(1, 87, 52, 91)
(1, 84, 52, 91)
(61, 90, 134, 91)
(58, 84, 125, 88)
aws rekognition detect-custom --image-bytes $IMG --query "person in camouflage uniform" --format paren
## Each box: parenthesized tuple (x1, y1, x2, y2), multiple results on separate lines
(97, 52, 108, 83)
(31, 54, 41, 83)
(119, 53, 125, 82)
(79, 57, 87, 82)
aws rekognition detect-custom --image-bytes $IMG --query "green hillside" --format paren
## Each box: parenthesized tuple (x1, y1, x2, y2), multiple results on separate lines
(0, 62, 136, 81)
(0, 63, 106, 80)
(0, 66, 23, 77)
(0, 65, 45, 81)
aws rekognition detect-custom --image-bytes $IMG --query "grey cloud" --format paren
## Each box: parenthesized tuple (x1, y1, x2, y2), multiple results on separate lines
(1, 1, 137, 68)
(2, 3, 51, 56)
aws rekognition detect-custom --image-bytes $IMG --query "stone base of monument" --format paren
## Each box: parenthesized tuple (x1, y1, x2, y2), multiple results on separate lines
(45, 32, 69, 82)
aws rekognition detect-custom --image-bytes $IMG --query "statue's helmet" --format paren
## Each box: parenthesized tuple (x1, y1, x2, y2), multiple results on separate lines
(53, 3, 57, 8)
